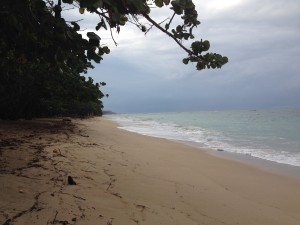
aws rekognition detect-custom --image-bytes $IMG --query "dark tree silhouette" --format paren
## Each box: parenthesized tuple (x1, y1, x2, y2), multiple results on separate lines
(0, 0, 227, 119)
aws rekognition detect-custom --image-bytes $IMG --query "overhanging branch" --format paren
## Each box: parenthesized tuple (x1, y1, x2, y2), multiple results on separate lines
(142, 13, 192, 55)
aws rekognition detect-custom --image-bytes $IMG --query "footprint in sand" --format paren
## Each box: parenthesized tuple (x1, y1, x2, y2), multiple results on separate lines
(135, 204, 147, 212)
(134, 204, 148, 222)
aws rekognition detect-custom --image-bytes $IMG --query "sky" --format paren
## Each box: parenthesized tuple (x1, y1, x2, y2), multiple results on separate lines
(65, 0, 300, 113)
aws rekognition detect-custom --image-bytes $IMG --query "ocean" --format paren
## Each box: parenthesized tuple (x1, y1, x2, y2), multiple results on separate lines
(107, 108, 300, 167)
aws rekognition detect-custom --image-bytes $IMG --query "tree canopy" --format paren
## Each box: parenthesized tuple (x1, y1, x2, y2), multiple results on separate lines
(0, 0, 228, 119)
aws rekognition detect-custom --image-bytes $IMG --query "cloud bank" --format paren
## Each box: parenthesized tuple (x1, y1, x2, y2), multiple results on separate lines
(68, 0, 300, 113)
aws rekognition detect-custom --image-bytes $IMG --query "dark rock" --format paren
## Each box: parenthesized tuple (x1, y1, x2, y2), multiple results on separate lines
(68, 176, 77, 185)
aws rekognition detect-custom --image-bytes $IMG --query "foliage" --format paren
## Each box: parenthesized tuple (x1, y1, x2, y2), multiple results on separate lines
(0, 0, 108, 119)
(71, 0, 228, 70)
(0, 0, 227, 119)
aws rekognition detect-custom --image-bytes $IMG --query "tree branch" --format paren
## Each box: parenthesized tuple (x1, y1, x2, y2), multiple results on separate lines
(145, 17, 168, 35)
(65, 19, 83, 23)
(166, 12, 176, 29)
(142, 13, 192, 55)
(110, 28, 118, 46)
(94, 9, 110, 22)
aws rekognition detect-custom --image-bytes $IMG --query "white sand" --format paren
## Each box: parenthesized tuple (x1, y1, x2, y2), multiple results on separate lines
(1, 117, 300, 225)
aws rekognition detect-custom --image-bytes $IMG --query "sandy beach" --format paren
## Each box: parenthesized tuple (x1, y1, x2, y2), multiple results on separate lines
(1, 117, 300, 225)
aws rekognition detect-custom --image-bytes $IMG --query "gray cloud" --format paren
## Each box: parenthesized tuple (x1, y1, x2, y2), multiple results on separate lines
(73, 0, 300, 113)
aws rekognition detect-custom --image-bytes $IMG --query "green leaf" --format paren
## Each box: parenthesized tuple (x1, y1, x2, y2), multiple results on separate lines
(119, 15, 127, 26)
(79, 7, 85, 14)
(202, 40, 210, 51)
(89, 38, 100, 46)
(101, 46, 110, 54)
(182, 58, 189, 64)
(196, 62, 206, 70)
(183, 33, 189, 40)
(171, 0, 183, 14)
(222, 56, 229, 63)
(191, 41, 201, 54)
(185, 0, 195, 9)
(176, 25, 182, 32)
(71, 22, 80, 31)
(155, 0, 164, 7)
(80, 0, 99, 8)
(93, 54, 102, 63)
(87, 32, 101, 41)
(92, 0, 103, 8)
(96, 18, 107, 30)
(96, 23, 101, 31)
(131, 0, 148, 13)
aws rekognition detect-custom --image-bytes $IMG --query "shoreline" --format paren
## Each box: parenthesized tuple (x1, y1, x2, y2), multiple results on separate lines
(209, 147, 300, 180)
(175, 139, 300, 181)
(108, 115, 300, 180)
(107, 109, 300, 169)
(1, 117, 300, 225)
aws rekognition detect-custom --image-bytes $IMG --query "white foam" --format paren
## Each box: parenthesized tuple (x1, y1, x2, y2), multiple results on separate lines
(108, 114, 300, 167)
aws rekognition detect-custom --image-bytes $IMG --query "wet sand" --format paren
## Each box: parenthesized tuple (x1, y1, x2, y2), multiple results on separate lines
(1, 117, 300, 225)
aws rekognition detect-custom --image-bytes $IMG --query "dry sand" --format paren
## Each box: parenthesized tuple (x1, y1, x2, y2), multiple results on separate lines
(0, 117, 300, 225)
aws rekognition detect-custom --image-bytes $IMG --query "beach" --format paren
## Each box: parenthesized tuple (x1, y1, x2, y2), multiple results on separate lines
(1, 117, 300, 225)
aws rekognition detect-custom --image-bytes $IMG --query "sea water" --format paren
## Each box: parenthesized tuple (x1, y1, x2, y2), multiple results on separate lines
(107, 108, 300, 167)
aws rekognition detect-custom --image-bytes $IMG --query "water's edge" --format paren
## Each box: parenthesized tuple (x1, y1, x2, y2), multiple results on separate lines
(110, 119, 300, 180)
(105, 109, 300, 180)
(178, 139, 300, 180)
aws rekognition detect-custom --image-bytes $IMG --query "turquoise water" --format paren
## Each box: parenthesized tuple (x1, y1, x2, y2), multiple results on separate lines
(108, 108, 300, 167)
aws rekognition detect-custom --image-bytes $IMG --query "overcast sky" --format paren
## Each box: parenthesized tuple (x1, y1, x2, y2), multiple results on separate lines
(66, 0, 300, 113)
